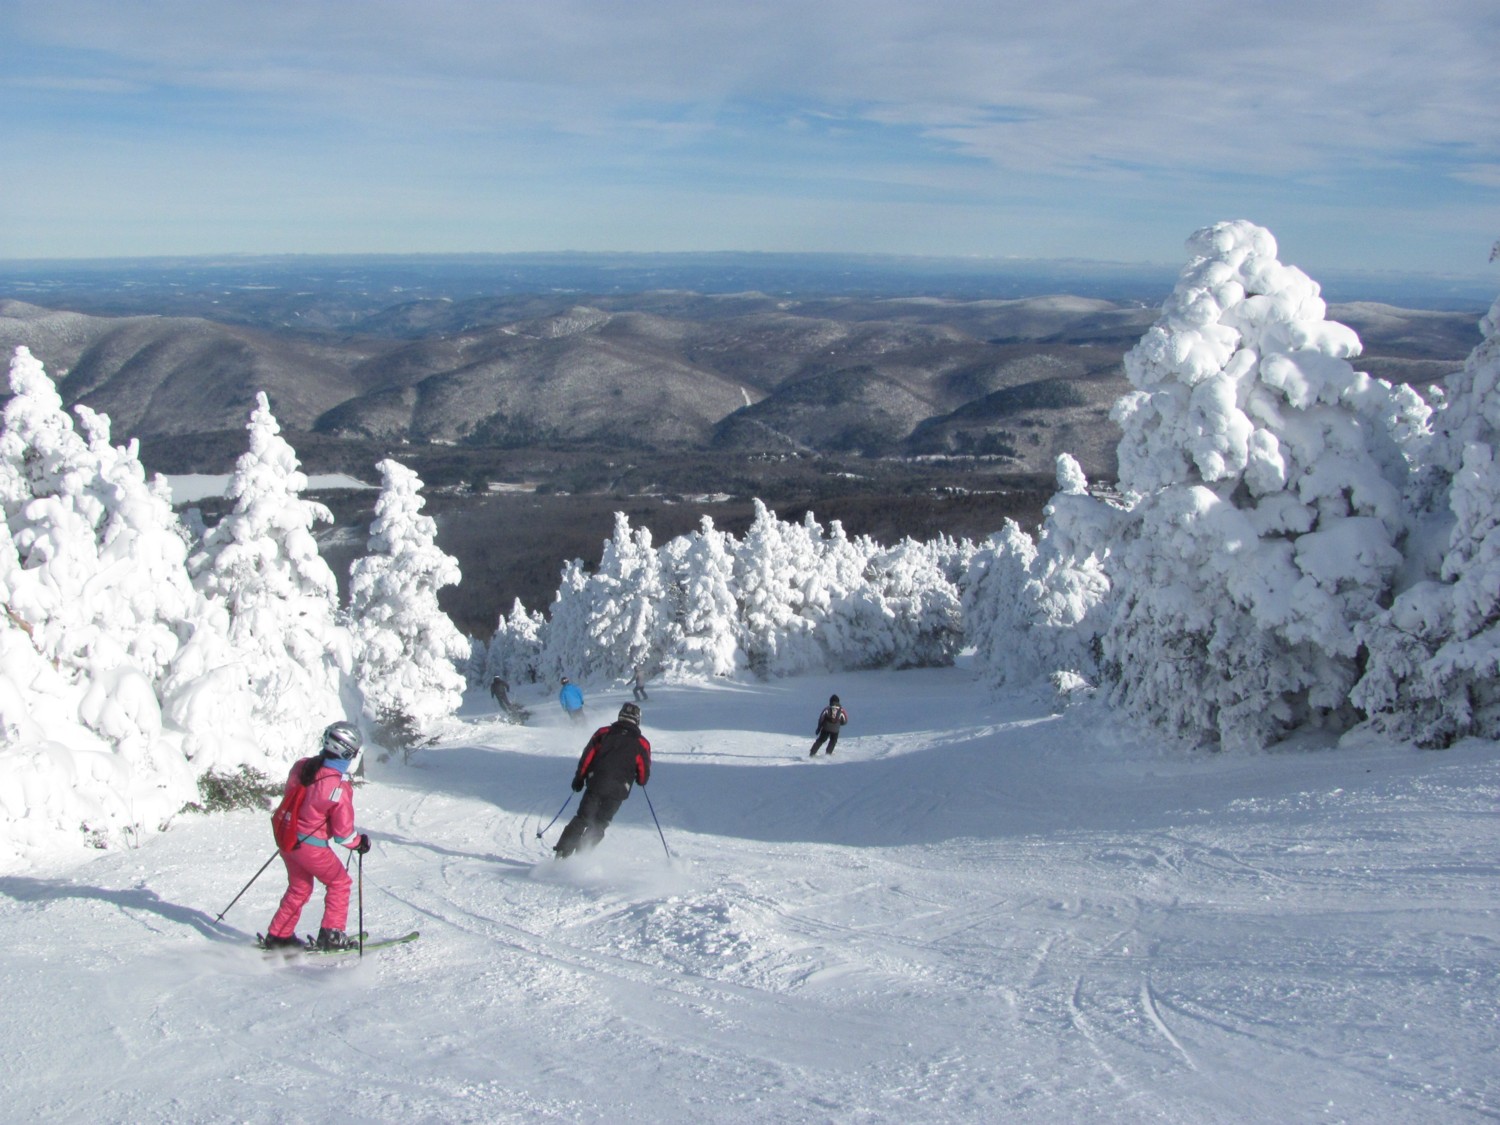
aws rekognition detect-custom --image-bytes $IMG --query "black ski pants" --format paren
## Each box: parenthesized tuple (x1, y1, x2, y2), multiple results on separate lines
(555, 779, 630, 857)
(810, 730, 840, 756)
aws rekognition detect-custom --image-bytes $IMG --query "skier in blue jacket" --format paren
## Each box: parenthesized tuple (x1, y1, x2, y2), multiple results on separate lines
(559, 677, 585, 722)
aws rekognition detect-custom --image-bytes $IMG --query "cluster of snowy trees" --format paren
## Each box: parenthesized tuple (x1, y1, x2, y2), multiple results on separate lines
(0, 351, 465, 859)
(483, 505, 971, 689)
(965, 221, 1500, 751)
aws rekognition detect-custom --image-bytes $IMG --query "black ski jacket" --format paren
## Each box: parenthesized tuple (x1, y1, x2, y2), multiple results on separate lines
(817, 705, 849, 734)
(574, 720, 652, 789)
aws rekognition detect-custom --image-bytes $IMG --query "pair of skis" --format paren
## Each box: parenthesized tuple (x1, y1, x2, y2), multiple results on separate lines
(257, 931, 420, 956)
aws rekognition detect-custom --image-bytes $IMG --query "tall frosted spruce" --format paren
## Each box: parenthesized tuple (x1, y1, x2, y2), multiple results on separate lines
(661, 515, 741, 679)
(188, 392, 350, 758)
(1102, 222, 1429, 750)
(348, 459, 467, 751)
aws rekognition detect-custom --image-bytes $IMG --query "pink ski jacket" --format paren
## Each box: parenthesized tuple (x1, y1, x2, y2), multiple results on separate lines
(273, 758, 358, 850)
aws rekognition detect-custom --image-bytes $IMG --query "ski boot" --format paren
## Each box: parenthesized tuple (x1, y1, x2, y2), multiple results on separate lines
(258, 933, 303, 951)
(314, 927, 359, 951)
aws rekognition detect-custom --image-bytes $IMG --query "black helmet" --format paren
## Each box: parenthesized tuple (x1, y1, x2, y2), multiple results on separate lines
(829, 694, 840, 705)
(321, 721, 363, 760)
(618, 702, 641, 724)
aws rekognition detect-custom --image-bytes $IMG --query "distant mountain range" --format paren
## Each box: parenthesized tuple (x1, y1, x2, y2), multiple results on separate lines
(1, 255, 1488, 629)
(0, 285, 1480, 483)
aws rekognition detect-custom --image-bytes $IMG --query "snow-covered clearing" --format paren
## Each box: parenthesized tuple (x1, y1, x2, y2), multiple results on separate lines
(164, 473, 374, 504)
(2, 665, 1496, 1124)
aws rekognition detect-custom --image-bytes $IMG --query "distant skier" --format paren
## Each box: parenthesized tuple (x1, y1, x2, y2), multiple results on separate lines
(809, 694, 849, 757)
(559, 677, 585, 722)
(554, 702, 652, 858)
(632, 664, 650, 702)
(260, 721, 372, 951)
(491, 676, 534, 723)
(490, 676, 526, 721)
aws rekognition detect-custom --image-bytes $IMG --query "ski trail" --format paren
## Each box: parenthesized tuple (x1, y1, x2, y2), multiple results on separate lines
(1068, 974, 1131, 1092)
(1140, 978, 1196, 1071)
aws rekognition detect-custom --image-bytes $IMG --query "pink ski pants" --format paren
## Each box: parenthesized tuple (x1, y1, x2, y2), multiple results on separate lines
(267, 844, 351, 938)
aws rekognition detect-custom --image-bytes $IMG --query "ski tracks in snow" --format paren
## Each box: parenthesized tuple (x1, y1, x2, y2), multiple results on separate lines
(6, 674, 1497, 1123)
(341, 707, 1500, 1122)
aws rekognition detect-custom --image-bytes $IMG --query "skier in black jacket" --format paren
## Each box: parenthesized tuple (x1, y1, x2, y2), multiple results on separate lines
(809, 694, 848, 756)
(554, 702, 652, 858)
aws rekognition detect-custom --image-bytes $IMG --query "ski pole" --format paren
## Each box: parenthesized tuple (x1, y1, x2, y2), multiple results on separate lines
(357, 850, 364, 959)
(536, 793, 574, 839)
(215, 848, 280, 923)
(643, 787, 671, 861)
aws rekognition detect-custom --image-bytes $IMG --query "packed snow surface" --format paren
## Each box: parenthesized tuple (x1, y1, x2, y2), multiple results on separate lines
(1, 665, 1496, 1123)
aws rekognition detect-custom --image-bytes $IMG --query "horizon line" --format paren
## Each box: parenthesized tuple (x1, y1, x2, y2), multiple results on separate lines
(2, 248, 1496, 282)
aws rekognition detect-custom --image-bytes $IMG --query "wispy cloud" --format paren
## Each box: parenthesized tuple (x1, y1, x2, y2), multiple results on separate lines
(1, 0, 1496, 271)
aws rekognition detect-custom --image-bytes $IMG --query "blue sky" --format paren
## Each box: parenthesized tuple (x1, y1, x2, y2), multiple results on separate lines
(2, 0, 1496, 276)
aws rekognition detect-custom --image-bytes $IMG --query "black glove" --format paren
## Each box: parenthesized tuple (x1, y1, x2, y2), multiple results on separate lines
(353, 833, 371, 854)
(571, 776, 585, 793)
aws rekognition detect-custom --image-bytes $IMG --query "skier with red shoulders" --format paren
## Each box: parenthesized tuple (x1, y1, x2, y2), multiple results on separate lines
(260, 722, 373, 951)
(554, 702, 651, 858)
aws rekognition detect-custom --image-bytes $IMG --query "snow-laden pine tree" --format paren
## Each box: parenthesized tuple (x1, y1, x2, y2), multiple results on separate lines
(486, 598, 546, 689)
(963, 521, 1039, 682)
(1353, 292, 1500, 744)
(188, 393, 351, 758)
(734, 500, 820, 677)
(863, 536, 964, 669)
(1102, 222, 1430, 750)
(963, 455, 1119, 692)
(0, 348, 205, 852)
(586, 512, 668, 683)
(347, 459, 467, 751)
(0, 350, 217, 764)
(537, 558, 595, 685)
(1006, 454, 1119, 688)
(0, 349, 196, 684)
(805, 518, 884, 669)
(661, 515, 741, 678)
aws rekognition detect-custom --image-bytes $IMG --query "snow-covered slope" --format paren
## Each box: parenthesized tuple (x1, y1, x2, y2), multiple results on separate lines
(1, 666, 1495, 1123)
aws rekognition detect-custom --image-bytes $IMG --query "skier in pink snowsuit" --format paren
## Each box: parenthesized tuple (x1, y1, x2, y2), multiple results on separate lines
(262, 722, 371, 951)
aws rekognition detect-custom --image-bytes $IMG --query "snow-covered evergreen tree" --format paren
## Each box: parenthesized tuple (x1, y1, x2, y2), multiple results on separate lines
(661, 516, 741, 678)
(962, 520, 1040, 683)
(486, 597, 547, 688)
(1102, 221, 1430, 750)
(806, 519, 882, 669)
(1010, 454, 1119, 687)
(537, 558, 595, 685)
(586, 512, 668, 683)
(734, 500, 820, 677)
(0, 349, 222, 769)
(347, 459, 467, 750)
(188, 392, 351, 757)
(963, 459, 1114, 692)
(0, 348, 209, 855)
(0, 349, 197, 686)
(1354, 292, 1500, 744)
(863, 537, 963, 669)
